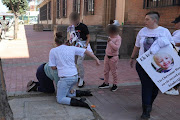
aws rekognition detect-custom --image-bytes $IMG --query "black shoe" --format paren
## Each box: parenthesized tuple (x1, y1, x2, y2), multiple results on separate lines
(98, 82, 110, 89)
(141, 105, 152, 119)
(26, 83, 38, 92)
(76, 90, 93, 97)
(111, 84, 118, 92)
(142, 104, 152, 112)
(70, 98, 90, 109)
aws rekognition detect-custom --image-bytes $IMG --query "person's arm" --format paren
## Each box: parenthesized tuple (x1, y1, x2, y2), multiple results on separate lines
(129, 46, 140, 68)
(85, 50, 100, 65)
(108, 37, 121, 51)
(176, 43, 180, 47)
(85, 34, 90, 48)
(49, 49, 57, 70)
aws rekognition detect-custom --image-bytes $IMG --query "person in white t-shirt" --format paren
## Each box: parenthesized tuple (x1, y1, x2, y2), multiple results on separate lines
(172, 16, 180, 51)
(165, 16, 180, 96)
(49, 32, 100, 109)
(129, 11, 174, 119)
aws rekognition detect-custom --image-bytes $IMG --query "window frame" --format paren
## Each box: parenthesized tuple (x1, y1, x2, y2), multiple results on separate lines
(57, 0, 60, 18)
(84, 0, 94, 15)
(143, 0, 180, 9)
(48, 1, 51, 20)
(73, 0, 81, 14)
(40, 4, 47, 21)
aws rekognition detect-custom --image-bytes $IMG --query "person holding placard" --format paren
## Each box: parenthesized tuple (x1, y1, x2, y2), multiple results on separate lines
(165, 16, 180, 96)
(130, 11, 174, 119)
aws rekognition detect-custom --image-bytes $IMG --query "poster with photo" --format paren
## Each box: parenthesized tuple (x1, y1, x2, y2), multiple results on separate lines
(137, 46, 180, 93)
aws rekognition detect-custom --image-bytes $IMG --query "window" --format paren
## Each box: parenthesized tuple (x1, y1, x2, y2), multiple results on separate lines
(73, 0, 81, 14)
(57, 0, 60, 18)
(40, 4, 47, 21)
(48, 1, 51, 20)
(143, 0, 180, 8)
(84, 0, 94, 15)
(62, 0, 67, 17)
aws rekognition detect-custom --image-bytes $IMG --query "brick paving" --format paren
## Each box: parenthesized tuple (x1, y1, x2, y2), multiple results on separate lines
(89, 86, 180, 120)
(1, 25, 139, 93)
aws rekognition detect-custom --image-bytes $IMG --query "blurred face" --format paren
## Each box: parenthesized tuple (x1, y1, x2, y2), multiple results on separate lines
(69, 18, 80, 26)
(144, 15, 156, 29)
(174, 22, 180, 30)
(155, 54, 172, 70)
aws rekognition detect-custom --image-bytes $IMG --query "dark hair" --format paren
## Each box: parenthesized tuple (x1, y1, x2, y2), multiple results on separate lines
(146, 11, 160, 23)
(110, 20, 114, 24)
(55, 32, 64, 45)
(69, 12, 80, 21)
(106, 25, 119, 35)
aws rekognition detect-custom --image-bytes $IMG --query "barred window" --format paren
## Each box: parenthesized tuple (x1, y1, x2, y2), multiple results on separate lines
(48, 1, 51, 20)
(143, 0, 180, 9)
(62, 0, 67, 17)
(73, 0, 81, 14)
(40, 4, 47, 21)
(57, 0, 60, 18)
(84, 0, 94, 15)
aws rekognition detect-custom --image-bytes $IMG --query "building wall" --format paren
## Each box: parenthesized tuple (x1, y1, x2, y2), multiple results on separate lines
(56, 0, 104, 26)
(115, 0, 125, 25)
(125, 0, 180, 27)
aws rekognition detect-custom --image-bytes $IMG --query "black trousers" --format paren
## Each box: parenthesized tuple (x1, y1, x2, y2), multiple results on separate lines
(136, 62, 159, 105)
(36, 63, 55, 93)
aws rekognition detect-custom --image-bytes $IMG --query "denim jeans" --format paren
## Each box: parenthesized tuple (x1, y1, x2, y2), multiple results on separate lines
(136, 62, 159, 105)
(56, 75, 78, 105)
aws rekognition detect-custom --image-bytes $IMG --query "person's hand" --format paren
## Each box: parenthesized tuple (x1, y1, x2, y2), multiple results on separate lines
(108, 38, 111, 42)
(129, 59, 134, 68)
(96, 59, 100, 66)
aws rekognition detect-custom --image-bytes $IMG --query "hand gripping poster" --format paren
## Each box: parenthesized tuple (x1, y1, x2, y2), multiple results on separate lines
(137, 46, 180, 93)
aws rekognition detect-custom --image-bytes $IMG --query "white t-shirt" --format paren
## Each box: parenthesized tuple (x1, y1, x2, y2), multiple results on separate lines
(135, 26, 174, 56)
(49, 45, 86, 77)
(172, 30, 180, 49)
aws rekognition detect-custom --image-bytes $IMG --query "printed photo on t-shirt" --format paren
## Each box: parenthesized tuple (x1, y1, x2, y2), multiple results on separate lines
(143, 37, 158, 52)
(151, 53, 174, 73)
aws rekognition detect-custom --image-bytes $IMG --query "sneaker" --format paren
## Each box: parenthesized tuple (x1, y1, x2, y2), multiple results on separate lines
(98, 82, 110, 89)
(165, 88, 179, 96)
(78, 79, 85, 88)
(26, 83, 38, 92)
(111, 84, 118, 92)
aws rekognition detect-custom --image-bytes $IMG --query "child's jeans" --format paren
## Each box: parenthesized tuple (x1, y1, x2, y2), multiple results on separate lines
(104, 55, 119, 84)
(56, 75, 78, 105)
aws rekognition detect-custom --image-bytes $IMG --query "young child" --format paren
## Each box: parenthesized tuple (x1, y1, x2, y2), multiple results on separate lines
(153, 53, 174, 73)
(68, 12, 93, 88)
(98, 25, 122, 91)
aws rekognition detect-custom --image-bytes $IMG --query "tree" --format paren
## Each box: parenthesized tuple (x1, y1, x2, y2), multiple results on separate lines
(0, 59, 13, 120)
(2, 0, 28, 39)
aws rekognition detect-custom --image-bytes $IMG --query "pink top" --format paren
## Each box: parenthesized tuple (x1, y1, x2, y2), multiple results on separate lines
(105, 35, 122, 56)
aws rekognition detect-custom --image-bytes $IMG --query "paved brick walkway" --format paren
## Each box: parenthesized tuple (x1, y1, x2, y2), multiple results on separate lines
(89, 86, 180, 120)
(1, 25, 139, 94)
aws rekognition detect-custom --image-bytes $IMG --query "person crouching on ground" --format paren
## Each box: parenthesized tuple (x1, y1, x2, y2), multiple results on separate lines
(98, 25, 122, 92)
(49, 32, 100, 109)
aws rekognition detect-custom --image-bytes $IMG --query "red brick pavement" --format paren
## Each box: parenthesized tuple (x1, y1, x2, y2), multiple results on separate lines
(1, 25, 139, 93)
(89, 86, 180, 120)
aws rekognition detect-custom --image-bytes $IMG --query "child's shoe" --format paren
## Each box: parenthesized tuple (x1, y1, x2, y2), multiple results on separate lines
(98, 82, 110, 89)
(111, 84, 118, 92)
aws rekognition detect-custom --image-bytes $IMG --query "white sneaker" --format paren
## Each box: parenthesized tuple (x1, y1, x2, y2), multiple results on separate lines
(78, 79, 85, 88)
(165, 88, 179, 96)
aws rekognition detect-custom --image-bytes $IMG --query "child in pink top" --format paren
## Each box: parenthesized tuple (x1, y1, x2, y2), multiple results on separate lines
(98, 25, 122, 91)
